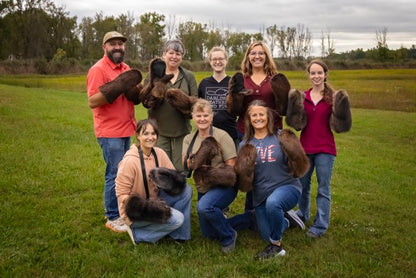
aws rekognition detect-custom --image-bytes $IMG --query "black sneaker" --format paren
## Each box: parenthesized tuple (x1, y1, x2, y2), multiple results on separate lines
(285, 209, 305, 230)
(256, 243, 286, 259)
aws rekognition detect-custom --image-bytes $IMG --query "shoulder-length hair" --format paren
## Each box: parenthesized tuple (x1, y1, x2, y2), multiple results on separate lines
(241, 41, 278, 77)
(307, 59, 334, 103)
(135, 119, 159, 146)
(243, 100, 276, 142)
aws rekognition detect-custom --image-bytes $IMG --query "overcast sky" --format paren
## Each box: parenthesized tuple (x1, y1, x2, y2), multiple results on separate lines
(56, 0, 415, 56)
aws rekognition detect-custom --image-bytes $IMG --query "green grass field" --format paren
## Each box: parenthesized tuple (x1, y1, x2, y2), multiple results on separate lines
(0, 70, 415, 277)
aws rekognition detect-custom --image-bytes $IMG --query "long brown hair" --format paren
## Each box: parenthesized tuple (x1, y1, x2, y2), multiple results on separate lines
(307, 59, 334, 103)
(135, 119, 159, 147)
(243, 100, 276, 142)
(241, 41, 277, 77)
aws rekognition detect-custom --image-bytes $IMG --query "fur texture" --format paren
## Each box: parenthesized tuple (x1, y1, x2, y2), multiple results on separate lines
(234, 143, 257, 192)
(193, 164, 236, 193)
(285, 89, 307, 131)
(149, 167, 186, 196)
(125, 195, 172, 223)
(226, 72, 253, 116)
(187, 136, 221, 170)
(165, 89, 197, 118)
(99, 69, 142, 104)
(270, 73, 290, 116)
(330, 90, 352, 133)
(124, 83, 143, 105)
(278, 129, 310, 178)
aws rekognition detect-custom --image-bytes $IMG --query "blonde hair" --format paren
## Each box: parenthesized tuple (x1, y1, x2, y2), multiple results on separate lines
(192, 98, 213, 115)
(207, 46, 228, 61)
(241, 41, 277, 77)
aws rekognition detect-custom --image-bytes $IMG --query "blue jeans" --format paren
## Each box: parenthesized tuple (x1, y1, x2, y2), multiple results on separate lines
(97, 137, 131, 220)
(255, 185, 301, 242)
(228, 191, 256, 231)
(130, 184, 193, 243)
(197, 187, 238, 246)
(297, 153, 335, 236)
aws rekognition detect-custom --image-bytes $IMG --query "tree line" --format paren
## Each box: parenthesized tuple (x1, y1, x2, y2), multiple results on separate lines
(1, 0, 415, 73)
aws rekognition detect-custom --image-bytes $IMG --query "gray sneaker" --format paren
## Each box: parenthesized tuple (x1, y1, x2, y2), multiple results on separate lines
(105, 217, 128, 233)
(221, 230, 237, 253)
(285, 209, 305, 230)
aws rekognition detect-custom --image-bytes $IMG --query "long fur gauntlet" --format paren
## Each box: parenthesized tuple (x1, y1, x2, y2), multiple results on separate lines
(226, 72, 252, 116)
(270, 73, 290, 116)
(99, 69, 142, 104)
(125, 195, 172, 223)
(330, 90, 352, 133)
(285, 89, 307, 131)
(193, 164, 236, 193)
(278, 129, 310, 178)
(165, 89, 197, 119)
(149, 167, 186, 196)
(234, 143, 257, 192)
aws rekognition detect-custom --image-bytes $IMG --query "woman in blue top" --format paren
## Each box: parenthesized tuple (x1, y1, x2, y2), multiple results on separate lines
(237, 100, 308, 259)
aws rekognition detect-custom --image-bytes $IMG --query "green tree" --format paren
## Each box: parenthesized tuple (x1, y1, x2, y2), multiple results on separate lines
(136, 12, 165, 61)
(178, 21, 207, 61)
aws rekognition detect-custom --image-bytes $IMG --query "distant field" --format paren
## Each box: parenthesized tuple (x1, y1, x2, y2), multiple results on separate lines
(0, 68, 415, 112)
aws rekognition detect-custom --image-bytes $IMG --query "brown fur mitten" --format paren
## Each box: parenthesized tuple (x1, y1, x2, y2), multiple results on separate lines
(125, 195, 172, 223)
(285, 89, 307, 131)
(270, 73, 290, 116)
(124, 83, 143, 105)
(99, 69, 142, 104)
(193, 165, 237, 193)
(165, 89, 197, 118)
(330, 90, 352, 133)
(226, 72, 253, 116)
(187, 137, 221, 170)
(234, 143, 257, 192)
(149, 167, 186, 196)
(278, 129, 310, 178)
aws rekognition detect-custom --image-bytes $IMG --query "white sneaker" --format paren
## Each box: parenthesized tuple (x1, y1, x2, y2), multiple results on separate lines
(126, 225, 137, 245)
(105, 217, 128, 233)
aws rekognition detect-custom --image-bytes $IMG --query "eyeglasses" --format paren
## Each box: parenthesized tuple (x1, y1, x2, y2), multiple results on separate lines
(249, 51, 265, 56)
(211, 57, 225, 62)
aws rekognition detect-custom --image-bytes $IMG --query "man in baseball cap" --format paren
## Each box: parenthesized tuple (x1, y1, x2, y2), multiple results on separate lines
(103, 31, 127, 44)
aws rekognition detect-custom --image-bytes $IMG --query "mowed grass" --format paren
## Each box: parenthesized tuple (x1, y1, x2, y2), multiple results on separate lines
(0, 70, 415, 277)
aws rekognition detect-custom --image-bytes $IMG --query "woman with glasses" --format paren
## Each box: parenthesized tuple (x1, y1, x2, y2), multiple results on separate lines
(198, 46, 238, 150)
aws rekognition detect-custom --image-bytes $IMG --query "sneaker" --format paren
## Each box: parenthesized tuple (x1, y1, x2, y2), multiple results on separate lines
(306, 230, 321, 238)
(126, 225, 136, 245)
(221, 230, 237, 253)
(105, 218, 128, 233)
(256, 243, 286, 259)
(285, 209, 305, 230)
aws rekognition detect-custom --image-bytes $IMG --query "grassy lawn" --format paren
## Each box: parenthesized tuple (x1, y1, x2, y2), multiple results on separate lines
(0, 70, 415, 277)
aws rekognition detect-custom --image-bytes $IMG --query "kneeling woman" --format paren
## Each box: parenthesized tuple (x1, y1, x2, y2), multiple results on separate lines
(116, 119, 193, 244)
(183, 99, 238, 252)
(239, 100, 308, 259)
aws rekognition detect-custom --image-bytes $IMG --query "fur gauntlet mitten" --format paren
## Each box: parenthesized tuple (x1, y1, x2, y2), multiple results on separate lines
(193, 165, 237, 194)
(226, 72, 253, 116)
(187, 137, 220, 170)
(149, 167, 186, 196)
(165, 89, 197, 118)
(234, 143, 257, 192)
(124, 83, 143, 105)
(99, 69, 142, 104)
(330, 90, 352, 133)
(278, 129, 310, 178)
(285, 89, 307, 131)
(125, 195, 172, 223)
(270, 73, 290, 117)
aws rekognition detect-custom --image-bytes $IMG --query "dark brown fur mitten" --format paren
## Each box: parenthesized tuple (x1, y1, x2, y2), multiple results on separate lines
(124, 84, 143, 105)
(285, 89, 307, 131)
(330, 90, 352, 133)
(278, 129, 310, 178)
(193, 165, 236, 193)
(99, 69, 142, 104)
(149, 167, 186, 196)
(187, 137, 221, 170)
(165, 89, 197, 118)
(270, 73, 290, 116)
(226, 72, 253, 116)
(234, 143, 257, 192)
(125, 195, 172, 223)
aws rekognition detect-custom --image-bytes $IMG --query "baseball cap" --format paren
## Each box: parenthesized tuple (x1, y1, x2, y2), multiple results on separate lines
(103, 31, 127, 44)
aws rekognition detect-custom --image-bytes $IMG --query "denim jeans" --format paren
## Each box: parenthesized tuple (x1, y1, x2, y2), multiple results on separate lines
(297, 153, 335, 236)
(130, 184, 193, 243)
(197, 186, 238, 246)
(97, 137, 131, 220)
(255, 185, 301, 242)
(228, 191, 256, 231)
